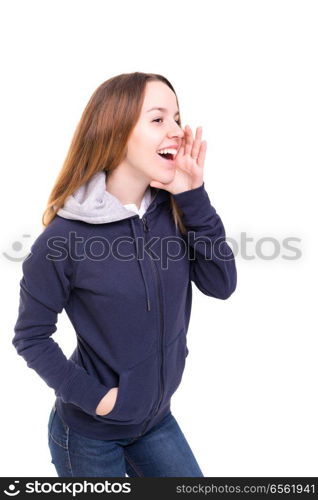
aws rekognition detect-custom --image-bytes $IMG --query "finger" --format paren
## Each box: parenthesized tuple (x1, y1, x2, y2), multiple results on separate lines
(176, 137, 185, 156)
(191, 127, 203, 160)
(184, 125, 193, 156)
(197, 140, 207, 168)
(150, 181, 164, 189)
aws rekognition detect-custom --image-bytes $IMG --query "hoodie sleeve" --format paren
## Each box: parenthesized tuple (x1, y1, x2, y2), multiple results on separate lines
(12, 230, 112, 416)
(172, 182, 237, 300)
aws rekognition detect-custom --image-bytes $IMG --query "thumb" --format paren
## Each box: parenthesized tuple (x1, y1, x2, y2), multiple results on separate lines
(149, 181, 164, 189)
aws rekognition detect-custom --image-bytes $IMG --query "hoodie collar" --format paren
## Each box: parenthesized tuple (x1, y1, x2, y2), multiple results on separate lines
(56, 170, 170, 312)
(56, 170, 169, 224)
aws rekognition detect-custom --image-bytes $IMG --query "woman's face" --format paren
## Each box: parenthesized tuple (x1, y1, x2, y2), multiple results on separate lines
(124, 80, 184, 185)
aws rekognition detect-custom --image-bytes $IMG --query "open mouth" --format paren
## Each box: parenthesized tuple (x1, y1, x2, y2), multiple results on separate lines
(157, 152, 175, 161)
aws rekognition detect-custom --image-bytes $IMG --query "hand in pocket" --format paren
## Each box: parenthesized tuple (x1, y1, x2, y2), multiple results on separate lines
(95, 387, 119, 416)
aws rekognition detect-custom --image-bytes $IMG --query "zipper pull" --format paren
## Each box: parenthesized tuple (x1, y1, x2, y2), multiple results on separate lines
(142, 216, 149, 232)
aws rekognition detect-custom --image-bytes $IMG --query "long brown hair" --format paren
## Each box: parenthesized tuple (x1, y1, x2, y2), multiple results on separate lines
(42, 72, 187, 234)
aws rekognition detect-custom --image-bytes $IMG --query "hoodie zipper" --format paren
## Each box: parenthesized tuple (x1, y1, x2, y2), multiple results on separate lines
(129, 215, 165, 443)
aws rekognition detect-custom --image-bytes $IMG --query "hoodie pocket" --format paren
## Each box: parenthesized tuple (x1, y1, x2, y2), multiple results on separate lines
(97, 350, 159, 425)
(163, 330, 188, 402)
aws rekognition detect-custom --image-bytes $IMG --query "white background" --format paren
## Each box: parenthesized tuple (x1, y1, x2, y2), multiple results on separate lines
(1, 0, 317, 477)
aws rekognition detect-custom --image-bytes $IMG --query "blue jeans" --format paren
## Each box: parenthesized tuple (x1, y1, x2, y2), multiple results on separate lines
(48, 404, 204, 477)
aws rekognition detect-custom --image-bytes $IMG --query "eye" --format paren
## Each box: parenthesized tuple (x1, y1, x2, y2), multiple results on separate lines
(153, 118, 181, 125)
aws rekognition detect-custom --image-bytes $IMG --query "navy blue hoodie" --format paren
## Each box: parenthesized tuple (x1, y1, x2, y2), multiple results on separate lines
(13, 171, 237, 441)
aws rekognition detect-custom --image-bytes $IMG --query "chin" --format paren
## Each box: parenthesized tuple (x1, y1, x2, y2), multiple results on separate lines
(153, 170, 175, 185)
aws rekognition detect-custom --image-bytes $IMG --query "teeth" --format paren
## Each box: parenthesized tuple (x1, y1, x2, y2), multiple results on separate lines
(156, 148, 177, 156)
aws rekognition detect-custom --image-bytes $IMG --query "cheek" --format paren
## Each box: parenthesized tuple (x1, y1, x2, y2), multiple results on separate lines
(128, 144, 157, 162)
(126, 129, 168, 173)
(131, 125, 161, 151)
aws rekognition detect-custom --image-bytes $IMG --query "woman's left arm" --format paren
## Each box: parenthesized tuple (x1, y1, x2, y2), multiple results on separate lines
(172, 182, 237, 299)
(150, 124, 237, 299)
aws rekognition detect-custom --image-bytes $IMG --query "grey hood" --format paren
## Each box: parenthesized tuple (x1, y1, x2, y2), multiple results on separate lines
(55, 170, 170, 312)
(57, 170, 155, 224)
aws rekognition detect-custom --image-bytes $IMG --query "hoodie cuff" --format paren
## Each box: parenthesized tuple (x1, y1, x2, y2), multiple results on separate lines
(58, 369, 112, 417)
(171, 182, 217, 229)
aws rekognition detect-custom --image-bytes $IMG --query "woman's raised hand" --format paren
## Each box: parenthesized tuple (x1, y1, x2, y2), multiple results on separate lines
(150, 125, 207, 195)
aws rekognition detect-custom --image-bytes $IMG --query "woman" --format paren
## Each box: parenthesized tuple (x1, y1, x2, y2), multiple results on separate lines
(13, 72, 237, 477)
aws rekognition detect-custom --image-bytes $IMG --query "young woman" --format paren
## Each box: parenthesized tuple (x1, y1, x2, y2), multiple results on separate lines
(13, 72, 237, 477)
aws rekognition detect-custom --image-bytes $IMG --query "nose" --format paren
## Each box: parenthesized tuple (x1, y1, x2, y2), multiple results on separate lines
(167, 122, 185, 142)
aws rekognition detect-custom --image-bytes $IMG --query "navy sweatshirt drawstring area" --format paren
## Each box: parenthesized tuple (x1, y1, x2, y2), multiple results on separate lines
(130, 217, 152, 312)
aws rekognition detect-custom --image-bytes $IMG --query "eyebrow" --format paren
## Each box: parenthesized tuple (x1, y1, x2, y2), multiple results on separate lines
(147, 107, 180, 116)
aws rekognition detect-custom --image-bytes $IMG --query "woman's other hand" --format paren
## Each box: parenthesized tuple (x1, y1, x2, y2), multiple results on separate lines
(95, 387, 119, 416)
